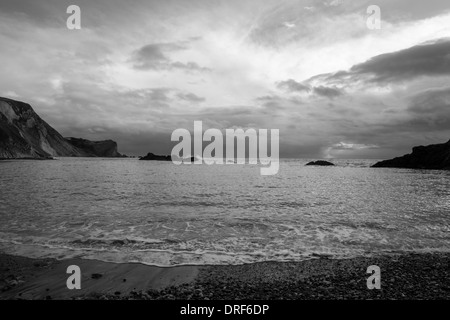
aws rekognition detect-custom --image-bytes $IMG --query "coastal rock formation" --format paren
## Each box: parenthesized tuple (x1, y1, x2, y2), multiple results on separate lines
(0, 97, 83, 159)
(65, 137, 123, 157)
(139, 153, 197, 162)
(139, 153, 172, 161)
(306, 160, 335, 166)
(372, 140, 450, 170)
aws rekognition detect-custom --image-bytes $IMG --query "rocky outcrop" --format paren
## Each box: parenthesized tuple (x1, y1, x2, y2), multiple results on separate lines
(372, 140, 450, 170)
(306, 160, 335, 166)
(0, 97, 84, 159)
(65, 137, 123, 157)
(139, 153, 172, 161)
(139, 153, 196, 162)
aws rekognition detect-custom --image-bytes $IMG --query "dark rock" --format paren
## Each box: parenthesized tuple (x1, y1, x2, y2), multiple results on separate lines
(306, 160, 335, 166)
(139, 153, 198, 162)
(372, 140, 450, 170)
(91, 273, 103, 279)
(139, 153, 172, 161)
(65, 137, 124, 157)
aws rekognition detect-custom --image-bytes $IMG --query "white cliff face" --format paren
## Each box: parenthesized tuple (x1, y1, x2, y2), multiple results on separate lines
(40, 131, 58, 156)
(0, 97, 123, 159)
(0, 97, 83, 158)
(0, 101, 19, 123)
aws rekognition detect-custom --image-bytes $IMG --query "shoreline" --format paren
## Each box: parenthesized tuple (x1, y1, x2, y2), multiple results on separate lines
(1, 252, 449, 300)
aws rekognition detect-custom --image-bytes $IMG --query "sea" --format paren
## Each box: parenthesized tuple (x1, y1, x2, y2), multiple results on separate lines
(0, 158, 449, 266)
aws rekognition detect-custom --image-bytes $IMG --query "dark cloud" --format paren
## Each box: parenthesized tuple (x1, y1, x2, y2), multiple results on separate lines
(276, 80, 343, 99)
(255, 95, 303, 112)
(170, 61, 210, 72)
(351, 39, 450, 83)
(120, 88, 173, 109)
(312, 86, 343, 98)
(276, 79, 311, 93)
(408, 87, 450, 114)
(99, 131, 174, 157)
(176, 92, 205, 103)
(28, 79, 211, 152)
(0, 0, 67, 27)
(404, 86, 450, 131)
(311, 39, 450, 86)
(278, 142, 326, 158)
(0, 0, 155, 30)
(131, 42, 209, 72)
(327, 87, 450, 154)
(133, 44, 171, 66)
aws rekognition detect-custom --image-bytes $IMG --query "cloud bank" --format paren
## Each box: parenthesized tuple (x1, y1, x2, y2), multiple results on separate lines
(1, 0, 450, 158)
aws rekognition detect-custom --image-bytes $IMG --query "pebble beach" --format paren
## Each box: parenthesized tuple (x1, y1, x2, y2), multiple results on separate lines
(1, 252, 449, 300)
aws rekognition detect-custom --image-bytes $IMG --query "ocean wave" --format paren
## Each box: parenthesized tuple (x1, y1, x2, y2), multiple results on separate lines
(1, 240, 450, 267)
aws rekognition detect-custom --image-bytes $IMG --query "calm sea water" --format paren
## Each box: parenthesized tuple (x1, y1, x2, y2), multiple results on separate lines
(0, 158, 449, 266)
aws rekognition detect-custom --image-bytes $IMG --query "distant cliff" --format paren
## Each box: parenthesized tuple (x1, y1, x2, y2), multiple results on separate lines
(372, 140, 450, 170)
(65, 137, 123, 157)
(0, 97, 123, 159)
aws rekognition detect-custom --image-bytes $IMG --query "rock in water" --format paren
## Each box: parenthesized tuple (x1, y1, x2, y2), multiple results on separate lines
(305, 160, 335, 166)
(65, 137, 123, 157)
(139, 153, 197, 162)
(0, 97, 83, 159)
(372, 140, 450, 170)
(139, 153, 172, 161)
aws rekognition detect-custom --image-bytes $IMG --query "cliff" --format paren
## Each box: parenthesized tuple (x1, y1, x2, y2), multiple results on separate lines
(65, 137, 123, 157)
(0, 97, 83, 158)
(372, 140, 450, 170)
(0, 97, 123, 159)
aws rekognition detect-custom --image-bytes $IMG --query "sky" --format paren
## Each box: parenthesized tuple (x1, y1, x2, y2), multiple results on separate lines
(1, 0, 450, 158)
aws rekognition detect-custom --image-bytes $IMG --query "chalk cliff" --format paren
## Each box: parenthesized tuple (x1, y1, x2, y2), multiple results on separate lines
(0, 97, 123, 159)
(0, 97, 83, 158)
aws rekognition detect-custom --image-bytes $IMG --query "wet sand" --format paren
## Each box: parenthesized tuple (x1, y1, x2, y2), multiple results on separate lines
(1, 252, 449, 300)
(0, 254, 198, 300)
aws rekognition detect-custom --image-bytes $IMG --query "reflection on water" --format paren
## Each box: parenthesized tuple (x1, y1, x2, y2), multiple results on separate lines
(0, 158, 449, 266)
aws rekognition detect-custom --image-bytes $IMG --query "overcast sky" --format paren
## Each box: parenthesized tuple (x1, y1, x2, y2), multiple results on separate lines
(1, 0, 450, 158)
